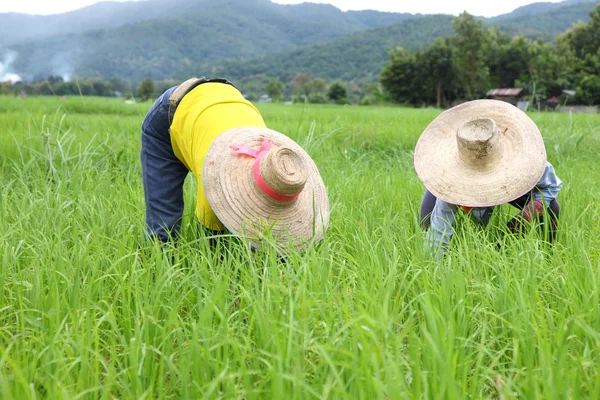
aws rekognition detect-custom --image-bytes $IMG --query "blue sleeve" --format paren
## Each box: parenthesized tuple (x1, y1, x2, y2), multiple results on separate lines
(426, 198, 458, 257)
(533, 161, 563, 207)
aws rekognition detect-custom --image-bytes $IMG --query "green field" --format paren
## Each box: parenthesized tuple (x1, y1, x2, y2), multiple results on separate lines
(1, 95, 599, 399)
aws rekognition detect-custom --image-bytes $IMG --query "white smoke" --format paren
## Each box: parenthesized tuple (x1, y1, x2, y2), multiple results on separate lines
(51, 54, 73, 82)
(0, 50, 21, 83)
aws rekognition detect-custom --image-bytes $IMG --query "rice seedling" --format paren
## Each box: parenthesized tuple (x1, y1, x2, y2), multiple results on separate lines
(0, 96, 599, 399)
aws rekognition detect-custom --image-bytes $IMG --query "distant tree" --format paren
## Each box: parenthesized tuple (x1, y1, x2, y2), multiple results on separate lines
(422, 37, 457, 108)
(361, 83, 388, 105)
(327, 81, 349, 104)
(486, 33, 531, 89)
(109, 76, 130, 95)
(306, 78, 327, 103)
(576, 75, 600, 105)
(137, 78, 155, 101)
(526, 39, 574, 100)
(558, 5, 600, 92)
(54, 81, 78, 96)
(46, 75, 64, 85)
(265, 78, 284, 101)
(90, 79, 109, 96)
(37, 81, 54, 95)
(561, 6, 600, 60)
(75, 81, 93, 96)
(291, 72, 312, 98)
(380, 47, 424, 105)
(451, 12, 489, 99)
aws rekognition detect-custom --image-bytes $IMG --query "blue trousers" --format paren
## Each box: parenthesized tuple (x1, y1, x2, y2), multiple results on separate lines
(140, 86, 189, 241)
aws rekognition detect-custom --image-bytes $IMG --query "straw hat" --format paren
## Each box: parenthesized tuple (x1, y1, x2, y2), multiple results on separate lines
(414, 100, 547, 207)
(203, 126, 329, 252)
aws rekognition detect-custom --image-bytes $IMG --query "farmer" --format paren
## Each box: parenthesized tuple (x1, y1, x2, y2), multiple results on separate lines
(414, 99, 562, 256)
(141, 77, 329, 252)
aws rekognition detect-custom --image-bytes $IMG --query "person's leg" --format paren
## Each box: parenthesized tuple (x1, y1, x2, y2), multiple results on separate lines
(141, 86, 189, 242)
(547, 199, 560, 242)
(419, 189, 437, 229)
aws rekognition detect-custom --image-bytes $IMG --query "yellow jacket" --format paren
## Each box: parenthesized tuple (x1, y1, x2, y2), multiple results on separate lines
(170, 82, 266, 230)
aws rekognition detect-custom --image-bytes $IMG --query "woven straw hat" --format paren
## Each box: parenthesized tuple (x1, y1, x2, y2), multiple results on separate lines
(203, 126, 329, 252)
(414, 100, 547, 207)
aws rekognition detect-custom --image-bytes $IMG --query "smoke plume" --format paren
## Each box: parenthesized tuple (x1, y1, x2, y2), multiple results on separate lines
(0, 50, 21, 83)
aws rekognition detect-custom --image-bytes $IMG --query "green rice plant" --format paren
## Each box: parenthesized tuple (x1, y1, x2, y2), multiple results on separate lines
(0, 95, 599, 399)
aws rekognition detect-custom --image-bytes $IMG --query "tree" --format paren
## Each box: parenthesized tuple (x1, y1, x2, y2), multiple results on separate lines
(36, 81, 54, 95)
(560, 6, 600, 60)
(361, 83, 389, 105)
(380, 47, 425, 105)
(291, 72, 312, 99)
(486, 32, 531, 89)
(422, 37, 457, 108)
(137, 78, 155, 101)
(90, 79, 109, 96)
(306, 78, 327, 103)
(327, 81, 349, 104)
(451, 12, 489, 99)
(558, 5, 600, 91)
(576, 75, 600, 105)
(265, 78, 284, 101)
(109, 77, 128, 92)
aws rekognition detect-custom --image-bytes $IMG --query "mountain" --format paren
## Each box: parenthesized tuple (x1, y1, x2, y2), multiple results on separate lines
(0, 0, 205, 47)
(0, 0, 597, 84)
(2, 0, 416, 81)
(203, 14, 455, 85)
(0, 0, 414, 48)
(490, 0, 595, 20)
(203, 1, 597, 88)
(487, 0, 598, 40)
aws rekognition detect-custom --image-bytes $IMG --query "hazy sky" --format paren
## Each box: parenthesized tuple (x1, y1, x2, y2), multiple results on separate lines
(0, 0, 566, 17)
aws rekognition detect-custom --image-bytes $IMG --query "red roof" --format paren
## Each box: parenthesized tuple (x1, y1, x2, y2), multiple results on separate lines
(486, 88, 524, 97)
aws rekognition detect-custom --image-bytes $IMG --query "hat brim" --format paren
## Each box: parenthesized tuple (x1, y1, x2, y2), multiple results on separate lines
(203, 126, 329, 252)
(414, 100, 547, 207)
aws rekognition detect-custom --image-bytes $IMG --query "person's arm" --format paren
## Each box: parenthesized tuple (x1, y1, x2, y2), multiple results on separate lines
(426, 198, 458, 257)
(533, 161, 563, 207)
(507, 161, 563, 233)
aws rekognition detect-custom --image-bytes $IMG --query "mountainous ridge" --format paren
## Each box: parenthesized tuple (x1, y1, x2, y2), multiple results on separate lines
(0, 0, 413, 47)
(489, 0, 595, 20)
(0, 0, 597, 85)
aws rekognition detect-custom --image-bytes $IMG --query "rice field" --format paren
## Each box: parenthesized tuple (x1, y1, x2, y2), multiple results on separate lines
(1, 95, 599, 399)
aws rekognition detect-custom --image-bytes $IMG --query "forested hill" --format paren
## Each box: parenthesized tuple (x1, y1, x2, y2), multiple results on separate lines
(1, 0, 597, 84)
(204, 14, 455, 86)
(0, 0, 413, 47)
(487, 0, 599, 40)
(3, 0, 415, 81)
(490, 0, 594, 20)
(204, 1, 598, 88)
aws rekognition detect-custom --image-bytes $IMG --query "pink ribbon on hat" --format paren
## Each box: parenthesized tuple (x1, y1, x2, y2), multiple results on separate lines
(230, 137, 302, 202)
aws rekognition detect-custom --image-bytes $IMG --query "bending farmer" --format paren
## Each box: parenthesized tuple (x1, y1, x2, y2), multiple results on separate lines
(414, 99, 562, 256)
(141, 77, 329, 252)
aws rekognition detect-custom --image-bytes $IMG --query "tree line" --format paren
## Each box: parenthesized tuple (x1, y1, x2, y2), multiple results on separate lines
(1, 6, 598, 107)
(380, 7, 600, 107)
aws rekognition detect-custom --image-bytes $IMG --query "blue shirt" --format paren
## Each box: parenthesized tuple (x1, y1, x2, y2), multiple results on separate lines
(426, 161, 563, 256)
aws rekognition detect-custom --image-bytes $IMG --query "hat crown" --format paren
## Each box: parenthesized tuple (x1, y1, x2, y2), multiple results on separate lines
(260, 147, 307, 197)
(456, 118, 501, 167)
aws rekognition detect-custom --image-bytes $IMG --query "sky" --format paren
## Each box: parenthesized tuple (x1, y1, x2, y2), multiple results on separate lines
(0, 0, 566, 18)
